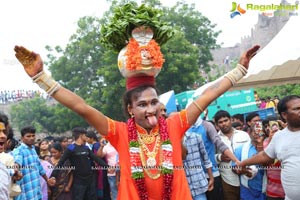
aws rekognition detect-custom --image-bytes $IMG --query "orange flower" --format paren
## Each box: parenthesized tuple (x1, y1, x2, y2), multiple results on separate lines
(125, 38, 164, 71)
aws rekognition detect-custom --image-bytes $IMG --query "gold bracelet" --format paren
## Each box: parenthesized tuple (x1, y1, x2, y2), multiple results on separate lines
(192, 101, 204, 113)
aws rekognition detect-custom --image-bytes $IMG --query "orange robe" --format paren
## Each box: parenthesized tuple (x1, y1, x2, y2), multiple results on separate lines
(105, 110, 192, 200)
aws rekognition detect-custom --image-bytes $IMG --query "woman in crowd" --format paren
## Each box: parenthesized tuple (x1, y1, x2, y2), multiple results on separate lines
(49, 142, 73, 200)
(39, 139, 51, 161)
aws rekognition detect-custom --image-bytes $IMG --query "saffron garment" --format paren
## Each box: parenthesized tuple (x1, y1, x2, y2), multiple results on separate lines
(105, 110, 193, 200)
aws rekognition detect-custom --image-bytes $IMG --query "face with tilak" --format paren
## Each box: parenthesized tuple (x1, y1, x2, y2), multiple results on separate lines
(0, 122, 7, 153)
(128, 87, 161, 131)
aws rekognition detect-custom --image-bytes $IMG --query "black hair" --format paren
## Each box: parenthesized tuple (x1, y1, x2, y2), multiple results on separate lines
(0, 112, 9, 127)
(72, 127, 87, 140)
(57, 136, 67, 143)
(20, 126, 36, 137)
(49, 142, 63, 153)
(262, 119, 269, 127)
(85, 130, 98, 141)
(232, 121, 242, 128)
(277, 95, 300, 120)
(39, 139, 49, 147)
(232, 113, 244, 123)
(245, 112, 260, 123)
(214, 110, 231, 123)
(122, 84, 158, 118)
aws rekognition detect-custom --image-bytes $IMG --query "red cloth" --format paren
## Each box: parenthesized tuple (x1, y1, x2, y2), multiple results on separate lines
(263, 138, 285, 198)
(126, 76, 155, 90)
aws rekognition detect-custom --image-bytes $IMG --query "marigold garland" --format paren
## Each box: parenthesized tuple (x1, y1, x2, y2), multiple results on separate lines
(125, 38, 165, 71)
(128, 116, 173, 200)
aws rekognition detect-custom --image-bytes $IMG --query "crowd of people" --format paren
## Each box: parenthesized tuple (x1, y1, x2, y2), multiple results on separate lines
(0, 112, 120, 200)
(0, 90, 42, 104)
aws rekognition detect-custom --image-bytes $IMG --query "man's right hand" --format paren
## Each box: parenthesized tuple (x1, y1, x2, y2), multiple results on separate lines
(14, 46, 43, 77)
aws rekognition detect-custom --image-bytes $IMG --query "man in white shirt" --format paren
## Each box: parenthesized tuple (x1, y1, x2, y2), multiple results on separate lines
(238, 95, 300, 200)
(214, 110, 250, 200)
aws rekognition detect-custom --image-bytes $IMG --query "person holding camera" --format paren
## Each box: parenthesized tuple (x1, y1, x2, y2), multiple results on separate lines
(97, 138, 119, 200)
(232, 122, 267, 200)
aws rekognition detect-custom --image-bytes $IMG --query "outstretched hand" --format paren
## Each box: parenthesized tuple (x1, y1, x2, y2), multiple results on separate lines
(239, 45, 260, 69)
(14, 46, 43, 77)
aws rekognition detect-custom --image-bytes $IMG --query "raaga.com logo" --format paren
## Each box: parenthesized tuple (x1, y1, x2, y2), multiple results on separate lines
(230, 2, 299, 18)
(230, 2, 246, 18)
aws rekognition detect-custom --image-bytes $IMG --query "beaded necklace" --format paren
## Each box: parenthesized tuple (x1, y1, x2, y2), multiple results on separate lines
(128, 116, 173, 200)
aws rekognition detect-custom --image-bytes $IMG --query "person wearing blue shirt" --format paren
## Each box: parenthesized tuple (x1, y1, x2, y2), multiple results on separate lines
(186, 117, 240, 200)
(232, 122, 266, 200)
(12, 126, 55, 200)
(183, 131, 214, 200)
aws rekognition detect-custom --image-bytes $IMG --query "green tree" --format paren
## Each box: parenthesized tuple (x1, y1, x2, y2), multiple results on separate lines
(162, 1, 220, 74)
(157, 33, 200, 93)
(255, 84, 300, 100)
(10, 97, 87, 134)
(10, 97, 51, 133)
(10, 1, 222, 132)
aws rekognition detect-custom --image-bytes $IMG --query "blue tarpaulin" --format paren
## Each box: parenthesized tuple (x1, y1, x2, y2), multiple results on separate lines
(159, 90, 177, 115)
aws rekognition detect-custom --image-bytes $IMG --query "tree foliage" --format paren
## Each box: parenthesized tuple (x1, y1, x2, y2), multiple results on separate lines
(10, 97, 88, 134)
(255, 84, 300, 100)
(161, 1, 220, 73)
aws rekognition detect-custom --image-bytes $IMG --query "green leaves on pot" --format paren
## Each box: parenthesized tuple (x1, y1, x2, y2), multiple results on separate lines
(100, 3, 175, 52)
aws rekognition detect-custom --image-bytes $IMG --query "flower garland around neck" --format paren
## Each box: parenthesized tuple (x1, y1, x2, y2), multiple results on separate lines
(125, 38, 165, 71)
(128, 116, 173, 200)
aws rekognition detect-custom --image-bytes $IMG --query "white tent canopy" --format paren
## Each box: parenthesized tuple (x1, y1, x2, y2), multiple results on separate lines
(194, 15, 300, 97)
(246, 16, 300, 77)
(232, 15, 300, 89)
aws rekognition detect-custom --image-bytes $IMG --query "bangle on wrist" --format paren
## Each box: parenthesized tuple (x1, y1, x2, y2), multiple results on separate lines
(32, 71, 61, 95)
(224, 64, 247, 85)
(217, 154, 222, 162)
(192, 101, 204, 113)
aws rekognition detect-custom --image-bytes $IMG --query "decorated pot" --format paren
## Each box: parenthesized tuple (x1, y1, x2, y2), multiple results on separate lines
(117, 26, 164, 78)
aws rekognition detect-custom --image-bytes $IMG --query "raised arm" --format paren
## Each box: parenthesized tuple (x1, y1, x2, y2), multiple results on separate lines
(186, 45, 260, 124)
(14, 46, 108, 135)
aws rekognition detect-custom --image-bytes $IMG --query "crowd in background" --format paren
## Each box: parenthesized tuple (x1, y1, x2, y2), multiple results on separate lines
(0, 90, 43, 104)
(0, 112, 119, 200)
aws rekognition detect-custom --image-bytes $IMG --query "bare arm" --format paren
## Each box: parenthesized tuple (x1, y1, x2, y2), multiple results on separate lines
(205, 121, 239, 163)
(14, 46, 109, 135)
(186, 45, 260, 124)
(223, 149, 239, 163)
(181, 141, 188, 160)
(206, 167, 214, 191)
(53, 88, 108, 135)
(239, 150, 274, 167)
(66, 172, 73, 191)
